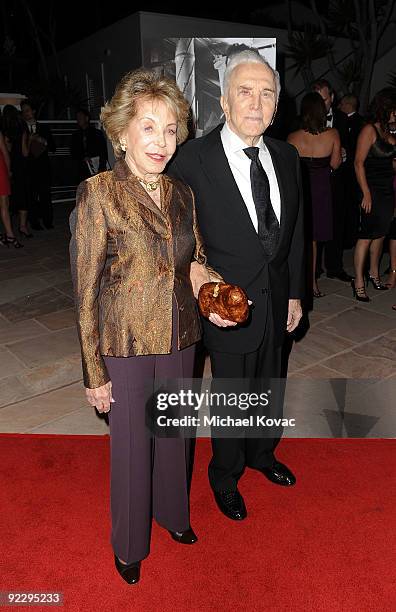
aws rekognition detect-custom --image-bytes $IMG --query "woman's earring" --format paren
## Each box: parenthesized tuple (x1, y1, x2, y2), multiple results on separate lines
(120, 140, 127, 151)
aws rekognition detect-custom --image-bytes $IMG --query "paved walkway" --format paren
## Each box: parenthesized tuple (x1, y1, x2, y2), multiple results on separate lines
(1, 204, 395, 436)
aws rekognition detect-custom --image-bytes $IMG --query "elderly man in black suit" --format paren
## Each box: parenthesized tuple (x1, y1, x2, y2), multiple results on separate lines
(169, 50, 304, 521)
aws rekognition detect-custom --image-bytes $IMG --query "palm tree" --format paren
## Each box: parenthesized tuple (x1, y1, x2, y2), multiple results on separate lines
(335, 57, 362, 95)
(312, 0, 396, 112)
(285, 24, 330, 90)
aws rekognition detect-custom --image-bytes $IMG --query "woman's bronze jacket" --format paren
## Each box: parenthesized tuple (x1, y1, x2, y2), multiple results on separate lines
(69, 159, 209, 389)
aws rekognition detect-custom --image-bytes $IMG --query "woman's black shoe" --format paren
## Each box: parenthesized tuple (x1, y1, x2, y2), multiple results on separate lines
(169, 527, 198, 544)
(351, 280, 370, 302)
(313, 285, 325, 298)
(114, 555, 141, 584)
(366, 274, 388, 291)
(5, 236, 23, 248)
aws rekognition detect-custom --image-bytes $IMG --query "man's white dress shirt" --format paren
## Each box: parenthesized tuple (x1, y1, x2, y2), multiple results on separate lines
(220, 122, 281, 232)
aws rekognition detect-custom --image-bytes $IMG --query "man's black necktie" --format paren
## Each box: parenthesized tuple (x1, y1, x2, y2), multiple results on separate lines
(243, 146, 280, 259)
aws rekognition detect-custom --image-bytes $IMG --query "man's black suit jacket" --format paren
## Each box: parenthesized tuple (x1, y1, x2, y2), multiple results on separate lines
(332, 108, 349, 150)
(33, 122, 56, 154)
(28, 122, 56, 176)
(168, 124, 305, 355)
(70, 126, 108, 182)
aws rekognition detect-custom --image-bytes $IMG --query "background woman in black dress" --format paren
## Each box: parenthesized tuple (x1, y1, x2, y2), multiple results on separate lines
(287, 92, 341, 298)
(353, 88, 396, 301)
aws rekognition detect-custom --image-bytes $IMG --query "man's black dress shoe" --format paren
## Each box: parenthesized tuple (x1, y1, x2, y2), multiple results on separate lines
(327, 270, 354, 283)
(30, 222, 44, 231)
(213, 489, 247, 520)
(169, 527, 198, 544)
(114, 554, 141, 584)
(43, 223, 54, 229)
(258, 462, 296, 486)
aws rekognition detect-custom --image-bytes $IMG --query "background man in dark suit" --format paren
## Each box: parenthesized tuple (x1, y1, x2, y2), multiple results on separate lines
(339, 94, 365, 247)
(21, 100, 56, 230)
(339, 94, 364, 154)
(169, 50, 304, 521)
(312, 79, 353, 282)
(70, 108, 108, 183)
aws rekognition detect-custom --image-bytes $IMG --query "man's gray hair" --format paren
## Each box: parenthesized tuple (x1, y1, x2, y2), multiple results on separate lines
(222, 49, 281, 102)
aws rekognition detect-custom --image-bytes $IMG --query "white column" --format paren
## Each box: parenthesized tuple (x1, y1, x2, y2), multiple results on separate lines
(175, 38, 196, 125)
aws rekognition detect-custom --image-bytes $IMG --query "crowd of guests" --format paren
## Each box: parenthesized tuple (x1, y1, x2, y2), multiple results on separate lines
(1, 56, 389, 584)
(287, 80, 396, 309)
(0, 103, 108, 248)
(0, 101, 55, 248)
(1, 82, 395, 313)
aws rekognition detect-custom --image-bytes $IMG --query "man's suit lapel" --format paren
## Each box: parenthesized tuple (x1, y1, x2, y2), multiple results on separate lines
(263, 137, 288, 256)
(199, 126, 289, 261)
(199, 126, 263, 241)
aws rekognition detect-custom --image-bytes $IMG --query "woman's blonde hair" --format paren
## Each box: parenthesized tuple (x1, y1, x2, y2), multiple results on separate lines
(100, 69, 190, 158)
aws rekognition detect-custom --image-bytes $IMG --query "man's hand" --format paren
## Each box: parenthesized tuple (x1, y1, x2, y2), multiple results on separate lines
(85, 381, 114, 413)
(208, 312, 238, 327)
(209, 300, 252, 328)
(287, 299, 302, 333)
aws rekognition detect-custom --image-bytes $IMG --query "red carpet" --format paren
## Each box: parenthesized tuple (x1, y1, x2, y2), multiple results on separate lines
(1, 435, 395, 612)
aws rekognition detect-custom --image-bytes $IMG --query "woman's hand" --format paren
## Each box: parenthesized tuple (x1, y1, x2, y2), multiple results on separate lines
(85, 381, 114, 413)
(190, 261, 211, 298)
(361, 191, 372, 214)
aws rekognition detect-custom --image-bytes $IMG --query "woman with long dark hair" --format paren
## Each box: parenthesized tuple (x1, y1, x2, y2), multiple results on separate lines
(352, 88, 396, 301)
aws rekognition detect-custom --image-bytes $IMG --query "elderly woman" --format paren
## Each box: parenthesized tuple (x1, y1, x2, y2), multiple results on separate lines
(69, 70, 229, 585)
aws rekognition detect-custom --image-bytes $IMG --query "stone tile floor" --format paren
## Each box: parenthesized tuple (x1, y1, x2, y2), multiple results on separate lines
(0, 203, 395, 437)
